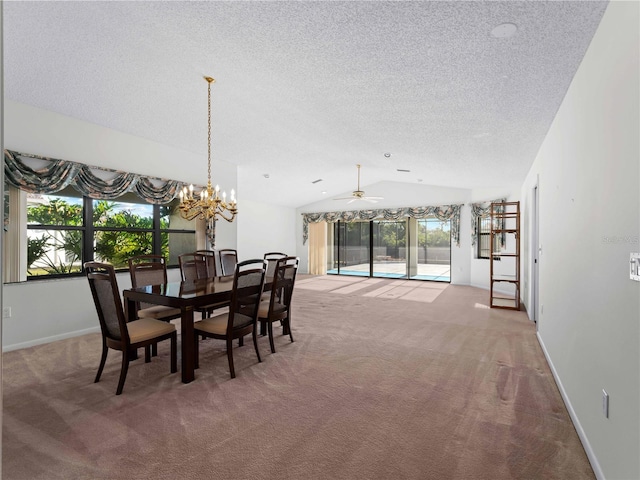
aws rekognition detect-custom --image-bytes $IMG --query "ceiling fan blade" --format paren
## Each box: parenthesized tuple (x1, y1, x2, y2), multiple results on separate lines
(363, 198, 379, 203)
(333, 197, 354, 201)
(364, 196, 384, 200)
(347, 198, 357, 204)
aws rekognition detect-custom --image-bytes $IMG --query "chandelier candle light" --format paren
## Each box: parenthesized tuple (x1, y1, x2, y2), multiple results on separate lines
(178, 76, 237, 221)
(179, 76, 237, 246)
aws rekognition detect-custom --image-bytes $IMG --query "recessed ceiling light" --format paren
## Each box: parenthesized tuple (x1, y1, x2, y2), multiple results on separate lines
(384, 153, 391, 158)
(321, 191, 327, 195)
(491, 23, 517, 38)
(263, 174, 270, 179)
(311, 178, 323, 184)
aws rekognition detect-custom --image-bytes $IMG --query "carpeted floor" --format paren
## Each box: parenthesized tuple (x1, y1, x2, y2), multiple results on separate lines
(2, 276, 594, 479)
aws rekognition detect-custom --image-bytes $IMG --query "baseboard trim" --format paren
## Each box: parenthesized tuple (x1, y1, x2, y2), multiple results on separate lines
(2, 326, 100, 353)
(536, 332, 604, 480)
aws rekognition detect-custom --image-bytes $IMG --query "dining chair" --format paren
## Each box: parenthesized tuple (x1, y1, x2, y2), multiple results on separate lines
(195, 249, 221, 278)
(218, 249, 238, 278)
(193, 258, 267, 378)
(258, 256, 299, 354)
(178, 252, 210, 282)
(128, 255, 181, 322)
(263, 252, 287, 279)
(85, 262, 177, 395)
(180, 251, 229, 319)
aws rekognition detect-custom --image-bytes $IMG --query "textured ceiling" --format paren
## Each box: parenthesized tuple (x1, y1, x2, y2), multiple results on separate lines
(3, 1, 608, 208)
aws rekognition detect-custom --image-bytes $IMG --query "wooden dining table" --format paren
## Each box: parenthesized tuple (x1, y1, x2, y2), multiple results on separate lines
(123, 277, 235, 384)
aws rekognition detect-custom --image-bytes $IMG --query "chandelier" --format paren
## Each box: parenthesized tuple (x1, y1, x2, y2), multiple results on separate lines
(178, 76, 238, 223)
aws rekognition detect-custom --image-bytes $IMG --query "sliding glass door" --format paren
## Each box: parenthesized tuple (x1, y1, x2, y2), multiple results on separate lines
(414, 218, 451, 281)
(328, 217, 449, 282)
(372, 220, 407, 279)
(331, 221, 370, 276)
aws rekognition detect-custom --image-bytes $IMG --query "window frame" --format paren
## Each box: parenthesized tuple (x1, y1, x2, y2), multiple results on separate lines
(476, 215, 499, 260)
(25, 192, 195, 280)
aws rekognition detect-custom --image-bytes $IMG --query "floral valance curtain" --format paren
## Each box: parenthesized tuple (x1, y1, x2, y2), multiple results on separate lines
(302, 204, 463, 246)
(470, 197, 506, 247)
(4, 150, 182, 204)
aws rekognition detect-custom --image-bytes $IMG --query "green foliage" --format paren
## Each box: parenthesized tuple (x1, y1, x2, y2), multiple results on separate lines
(28, 198, 82, 226)
(377, 222, 406, 247)
(27, 197, 161, 275)
(27, 235, 51, 274)
(426, 227, 450, 247)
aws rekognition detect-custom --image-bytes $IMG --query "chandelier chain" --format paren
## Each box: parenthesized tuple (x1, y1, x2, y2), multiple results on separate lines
(207, 79, 212, 186)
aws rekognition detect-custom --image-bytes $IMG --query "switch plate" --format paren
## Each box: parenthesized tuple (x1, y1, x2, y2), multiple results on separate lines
(631, 253, 640, 281)
(602, 389, 609, 418)
(2, 306, 11, 318)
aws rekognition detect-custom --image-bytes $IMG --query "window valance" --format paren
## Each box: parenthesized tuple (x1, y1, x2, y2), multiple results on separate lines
(470, 198, 506, 247)
(302, 204, 463, 246)
(4, 150, 181, 204)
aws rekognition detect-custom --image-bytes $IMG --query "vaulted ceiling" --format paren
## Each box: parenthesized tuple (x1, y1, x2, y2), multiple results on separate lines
(2, 1, 608, 208)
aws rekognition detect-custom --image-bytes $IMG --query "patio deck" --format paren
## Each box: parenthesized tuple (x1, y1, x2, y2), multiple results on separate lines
(327, 262, 450, 282)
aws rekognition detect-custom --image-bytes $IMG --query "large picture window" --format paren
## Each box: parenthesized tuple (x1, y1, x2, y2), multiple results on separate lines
(24, 188, 195, 279)
(4, 150, 197, 282)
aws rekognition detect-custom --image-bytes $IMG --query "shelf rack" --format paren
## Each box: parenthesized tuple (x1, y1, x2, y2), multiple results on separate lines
(490, 201, 520, 310)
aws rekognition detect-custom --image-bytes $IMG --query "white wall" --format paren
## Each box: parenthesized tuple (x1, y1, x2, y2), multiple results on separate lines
(2, 101, 236, 350)
(237, 198, 297, 261)
(521, 2, 639, 478)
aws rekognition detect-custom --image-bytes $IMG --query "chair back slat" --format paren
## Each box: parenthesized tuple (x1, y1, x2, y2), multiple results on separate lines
(219, 249, 238, 278)
(269, 256, 299, 311)
(229, 259, 266, 331)
(179, 253, 210, 281)
(128, 255, 169, 311)
(264, 252, 287, 279)
(86, 262, 128, 343)
(195, 250, 219, 277)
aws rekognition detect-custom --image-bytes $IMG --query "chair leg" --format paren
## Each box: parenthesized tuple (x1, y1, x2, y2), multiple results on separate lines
(170, 333, 177, 373)
(238, 336, 244, 347)
(194, 332, 200, 370)
(116, 351, 130, 395)
(226, 338, 236, 378)
(95, 341, 108, 383)
(152, 343, 158, 357)
(145, 345, 152, 363)
(267, 321, 276, 354)
(252, 327, 262, 362)
(285, 316, 294, 343)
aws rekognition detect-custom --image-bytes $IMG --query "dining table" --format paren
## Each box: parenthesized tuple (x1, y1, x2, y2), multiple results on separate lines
(123, 276, 235, 384)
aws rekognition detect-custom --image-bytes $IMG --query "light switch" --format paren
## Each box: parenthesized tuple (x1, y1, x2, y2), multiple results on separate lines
(631, 253, 640, 281)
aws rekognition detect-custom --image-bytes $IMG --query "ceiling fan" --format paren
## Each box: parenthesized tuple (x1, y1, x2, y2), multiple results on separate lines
(333, 164, 384, 204)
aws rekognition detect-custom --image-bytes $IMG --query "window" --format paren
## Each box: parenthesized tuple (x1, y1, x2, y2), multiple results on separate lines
(476, 216, 499, 259)
(27, 190, 84, 277)
(24, 187, 196, 279)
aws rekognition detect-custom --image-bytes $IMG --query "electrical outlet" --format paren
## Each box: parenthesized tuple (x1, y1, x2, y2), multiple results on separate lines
(602, 389, 609, 418)
(2, 306, 11, 319)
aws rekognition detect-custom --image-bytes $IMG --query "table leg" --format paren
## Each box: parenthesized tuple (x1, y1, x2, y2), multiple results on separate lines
(181, 306, 195, 383)
(125, 297, 137, 322)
